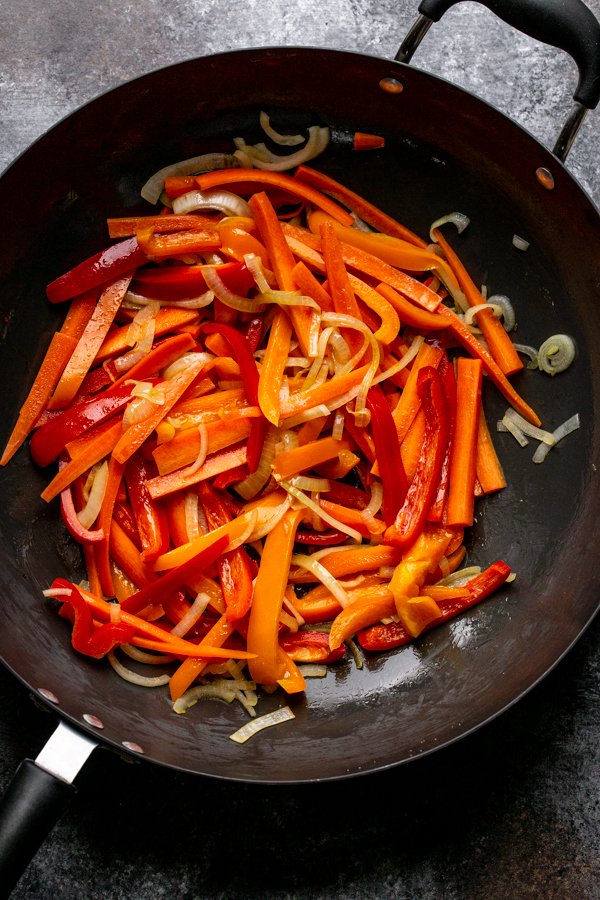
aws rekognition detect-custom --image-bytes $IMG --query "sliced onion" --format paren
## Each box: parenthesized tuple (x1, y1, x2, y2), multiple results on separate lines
(141, 153, 239, 205)
(203, 266, 264, 313)
(173, 681, 238, 714)
(512, 234, 530, 251)
(429, 212, 470, 242)
(532, 413, 580, 464)
(287, 475, 331, 493)
(121, 644, 175, 665)
(503, 408, 555, 445)
(500, 414, 529, 447)
(170, 592, 211, 638)
(283, 404, 330, 429)
(297, 664, 328, 677)
(228, 706, 295, 743)
(162, 352, 213, 380)
(114, 301, 160, 374)
(107, 651, 170, 687)
(172, 189, 251, 218)
(259, 111, 305, 146)
(359, 481, 384, 523)
(332, 410, 345, 440)
(184, 490, 202, 542)
(244, 252, 274, 293)
(513, 343, 540, 369)
(122, 396, 157, 428)
(127, 379, 166, 403)
(282, 481, 362, 542)
(320, 312, 380, 425)
(77, 461, 109, 529)
(371, 335, 424, 386)
(346, 637, 363, 669)
(185, 423, 209, 475)
(437, 566, 482, 587)
(537, 334, 576, 375)
(234, 126, 330, 172)
(123, 289, 215, 310)
(487, 294, 516, 332)
(234, 425, 278, 500)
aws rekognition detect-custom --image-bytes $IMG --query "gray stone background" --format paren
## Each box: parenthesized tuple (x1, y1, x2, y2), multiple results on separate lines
(0, 1, 598, 898)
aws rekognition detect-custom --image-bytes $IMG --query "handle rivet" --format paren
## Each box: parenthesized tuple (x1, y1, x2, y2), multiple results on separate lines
(536, 167, 555, 190)
(82, 713, 104, 729)
(122, 741, 144, 754)
(38, 688, 59, 704)
(379, 77, 404, 94)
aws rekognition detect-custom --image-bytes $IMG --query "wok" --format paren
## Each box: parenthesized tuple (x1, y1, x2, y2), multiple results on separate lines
(0, 0, 599, 893)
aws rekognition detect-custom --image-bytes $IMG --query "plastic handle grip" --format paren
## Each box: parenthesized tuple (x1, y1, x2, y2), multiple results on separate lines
(417, 0, 600, 108)
(0, 760, 76, 898)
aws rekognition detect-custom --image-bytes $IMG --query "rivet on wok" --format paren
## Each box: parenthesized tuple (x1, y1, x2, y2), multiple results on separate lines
(82, 713, 105, 729)
(379, 77, 404, 94)
(536, 167, 555, 190)
(38, 688, 59, 704)
(122, 741, 144, 754)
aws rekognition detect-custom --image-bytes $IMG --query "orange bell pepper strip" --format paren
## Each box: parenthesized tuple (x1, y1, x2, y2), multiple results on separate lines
(218, 223, 270, 266)
(109, 520, 153, 589)
(288, 543, 402, 583)
(446, 358, 483, 527)
(247, 507, 305, 685)
(96, 455, 126, 598)
(375, 283, 447, 332)
(48, 274, 133, 409)
(329, 584, 396, 650)
(433, 227, 523, 376)
(194, 168, 355, 226)
(272, 435, 354, 481)
(257, 307, 292, 426)
(347, 275, 399, 344)
(169, 613, 236, 701)
(390, 342, 443, 444)
(135, 227, 221, 259)
(388, 526, 455, 635)
(294, 165, 426, 247)
(318, 499, 386, 537)
(152, 502, 260, 571)
(279, 363, 370, 420)
(0, 331, 77, 465)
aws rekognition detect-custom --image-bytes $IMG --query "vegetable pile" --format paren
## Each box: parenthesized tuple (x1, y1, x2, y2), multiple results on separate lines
(0, 124, 579, 739)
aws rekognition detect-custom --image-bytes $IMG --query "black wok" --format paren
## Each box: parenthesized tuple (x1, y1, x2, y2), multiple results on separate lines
(0, 0, 599, 893)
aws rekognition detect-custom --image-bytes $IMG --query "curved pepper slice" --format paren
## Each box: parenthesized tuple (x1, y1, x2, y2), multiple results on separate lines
(55, 580, 135, 658)
(47, 236, 147, 304)
(131, 260, 254, 301)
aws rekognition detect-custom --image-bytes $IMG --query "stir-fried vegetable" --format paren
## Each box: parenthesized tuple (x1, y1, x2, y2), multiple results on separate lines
(1, 138, 580, 739)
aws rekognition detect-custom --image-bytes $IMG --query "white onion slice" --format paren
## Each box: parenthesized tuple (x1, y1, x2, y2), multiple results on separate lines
(121, 644, 175, 665)
(172, 189, 251, 218)
(297, 664, 328, 678)
(228, 706, 295, 744)
(259, 111, 305, 146)
(512, 234, 530, 251)
(513, 343, 539, 369)
(77, 461, 109, 529)
(429, 212, 470, 242)
(233, 126, 330, 172)
(234, 425, 277, 500)
(503, 408, 555, 445)
(141, 153, 239, 205)
(287, 475, 331, 493)
(532, 413, 580, 464)
(292, 553, 351, 607)
(487, 294, 516, 332)
(203, 266, 264, 313)
(281, 480, 362, 542)
(170, 592, 211, 638)
(537, 334, 576, 375)
(107, 651, 171, 688)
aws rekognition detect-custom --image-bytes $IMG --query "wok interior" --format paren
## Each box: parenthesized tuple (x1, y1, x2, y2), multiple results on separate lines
(0, 48, 598, 782)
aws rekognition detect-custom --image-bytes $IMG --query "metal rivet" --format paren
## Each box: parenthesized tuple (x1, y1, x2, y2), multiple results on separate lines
(38, 688, 59, 704)
(379, 76, 404, 94)
(82, 713, 104, 729)
(122, 741, 144, 754)
(536, 167, 555, 190)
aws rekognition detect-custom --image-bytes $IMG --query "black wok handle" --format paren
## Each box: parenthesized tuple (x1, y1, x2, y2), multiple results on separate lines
(0, 760, 75, 898)
(417, 0, 600, 109)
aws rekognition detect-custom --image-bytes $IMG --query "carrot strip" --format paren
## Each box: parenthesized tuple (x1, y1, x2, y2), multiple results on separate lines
(391, 343, 443, 444)
(375, 282, 446, 331)
(147, 444, 248, 500)
(433, 228, 523, 376)
(446, 358, 483, 527)
(48, 275, 132, 409)
(60, 290, 99, 340)
(272, 435, 354, 481)
(294, 165, 426, 246)
(320, 220, 363, 321)
(249, 190, 314, 357)
(0, 332, 77, 465)
(109, 520, 153, 588)
(291, 260, 334, 312)
(476, 403, 507, 494)
(95, 309, 200, 363)
(41, 418, 124, 502)
(194, 169, 355, 226)
(152, 418, 252, 475)
(107, 214, 218, 238)
(279, 363, 370, 420)
(353, 132, 385, 152)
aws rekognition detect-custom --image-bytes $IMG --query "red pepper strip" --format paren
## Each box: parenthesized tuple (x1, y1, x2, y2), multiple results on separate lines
(385, 366, 449, 549)
(29, 379, 135, 468)
(357, 560, 512, 650)
(124, 453, 170, 563)
(279, 631, 346, 663)
(46, 237, 148, 304)
(59, 460, 104, 545)
(198, 482, 254, 624)
(53, 580, 135, 658)
(203, 322, 267, 473)
(131, 261, 254, 301)
(366, 385, 408, 526)
(211, 464, 250, 490)
(244, 317, 264, 353)
(428, 353, 457, 522)
(115, 333, 195, 387)
(113, 501, 142, 550)
(295, 528, 348, 546)
(321, 481, 370, 509)
(119, 533, 229, 614)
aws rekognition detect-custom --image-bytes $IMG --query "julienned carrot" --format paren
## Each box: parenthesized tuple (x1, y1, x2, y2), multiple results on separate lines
(147, 444, 248, 500)
(194, 168, 355, 226)
(95, 308, 200, 363)
(107, 214, 218, 238)
(41, 418, 124, 502)
(476, 402, 507, 494)
(292, 260, 334, 313)
(318, 499, 386, 537)
(391, 343, 443, 445)
(0, 332, 77, 466)
(294, 165, 426, 247)
(250, 191, 314, 357)
(433, 228, 523, 376)
(272, 435, 354, 481)
(109, 520, 153, 588)
(59, 290, 99, 339)
(436, 304, 540, 426)
(353, 132, 385, 152)
(319, 220, 363, 323)
(152, 418, 252, 476)
(279, 363, 370, 420)
(257, 308, 292, 425)
(446, 358, 483, 527)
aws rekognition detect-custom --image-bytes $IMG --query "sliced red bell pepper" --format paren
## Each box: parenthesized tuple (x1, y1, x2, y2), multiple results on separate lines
(54, 579, 135, 658)
(120, 533, 229, 614)
(294, 527, 349, 546)
(59, 474, 104, 545)
(203, 322, 267, 473)
(357, 560, 511, 650)
(46, 237, 148, 304)
(131, 261, 254, 301)
(29, 379, 135, 468)
(321, 481, 370, 510)
(199, 482, 254, 624)
(385, 365, 449, 548)
(366, 385, 408, 526)
(279, 631, 346, 663)
(428, 352, 457, 521)
(124, 453, 170, 563)
(244, 316, 264, 353)
(211, 463, 250, 490)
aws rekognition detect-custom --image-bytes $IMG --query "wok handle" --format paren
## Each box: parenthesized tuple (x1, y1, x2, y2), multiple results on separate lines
(0, 759, 75, 898)
(415, 0, 600, 110)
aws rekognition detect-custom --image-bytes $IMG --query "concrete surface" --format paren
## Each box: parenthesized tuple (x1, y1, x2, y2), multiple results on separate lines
(0, 1, 599, 898)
